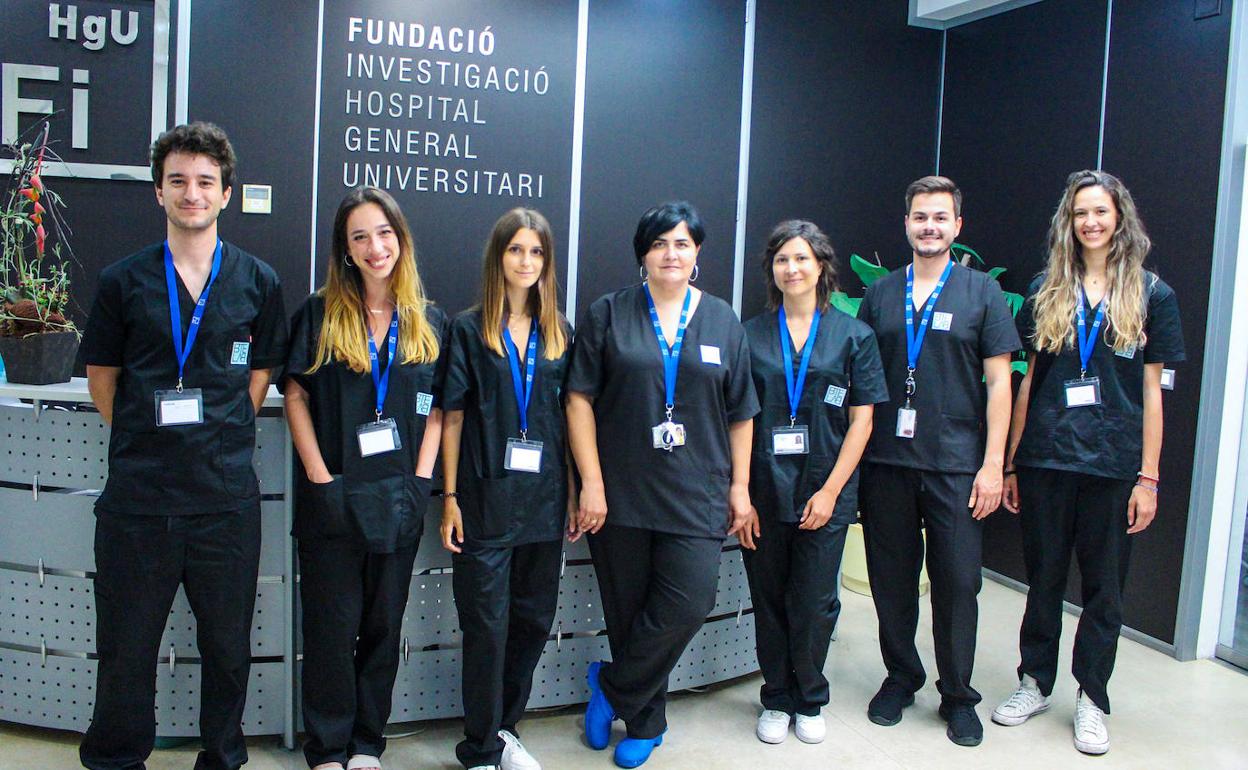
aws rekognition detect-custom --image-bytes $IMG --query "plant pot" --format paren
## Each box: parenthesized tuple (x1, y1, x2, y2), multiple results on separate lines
(0, 331, 80, 385)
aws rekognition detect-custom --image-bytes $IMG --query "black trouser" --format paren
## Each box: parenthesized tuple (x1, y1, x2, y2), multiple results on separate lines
(80, 505, 261, 770)
(452, 539, 562, 768)
(1016, 467, 1134, 714)
(742, 519, 848, 716)
(587, 524, 722, 739)
(860, 463, 982, 706)
(297, 540, 417, 768)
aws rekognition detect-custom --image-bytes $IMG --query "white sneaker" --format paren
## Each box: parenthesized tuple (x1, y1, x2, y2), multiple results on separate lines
(467, 766, 498, 770)
(1073, 691, 1109, 755)
(992, 674, 1050, 726)
(499, 729, 541, 770)
(755, 709, 791, 744)
(794, 712, 826, 744)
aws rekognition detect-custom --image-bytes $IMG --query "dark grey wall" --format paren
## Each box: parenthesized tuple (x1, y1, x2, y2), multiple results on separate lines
(943, 0, 1233, 644)
(742, 1, 942, 320)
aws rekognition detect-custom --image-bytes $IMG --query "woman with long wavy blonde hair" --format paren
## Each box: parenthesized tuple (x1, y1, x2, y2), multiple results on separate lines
(992, 170, 1185, 757)
(281, 186, 447, 770)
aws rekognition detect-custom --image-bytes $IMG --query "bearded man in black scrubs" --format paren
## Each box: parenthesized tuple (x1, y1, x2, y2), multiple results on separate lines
(77, 122, 288, 770)
(857, 176, 1019, 747)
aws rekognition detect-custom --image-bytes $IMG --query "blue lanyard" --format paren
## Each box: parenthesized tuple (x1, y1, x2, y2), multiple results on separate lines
(778, 306, 821, 426)
(502, 319, 539, 438)
(1075, 288, 1106, 379)
(164, 240, 223, 391)
(367, 310, 399, 420)
(643, 284, 691, 419)
(904, 259, 954, 395)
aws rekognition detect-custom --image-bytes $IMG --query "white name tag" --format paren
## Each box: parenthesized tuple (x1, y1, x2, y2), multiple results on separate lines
(771, 425, 809, 455)
(1115, 344, 1136, 359)
(700, 345, 721, 365)
(1063, 377, 1102, 408)
(155, 389, 204, 426)
(415, 392, 433, 415)
(357, 418, 401, 457)
(932, 311, 953, 331)
(824, 385, 847, 407)
(504, 438, 543, 473)
(230, 341, 250, 365)
(895, 406, 917, 439)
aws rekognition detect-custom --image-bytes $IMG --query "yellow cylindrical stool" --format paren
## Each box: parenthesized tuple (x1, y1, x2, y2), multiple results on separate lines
(841, 522, 929, 597)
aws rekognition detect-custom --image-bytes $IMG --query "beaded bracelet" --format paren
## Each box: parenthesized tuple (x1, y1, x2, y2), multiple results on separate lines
(1134, 482, 1159, 493)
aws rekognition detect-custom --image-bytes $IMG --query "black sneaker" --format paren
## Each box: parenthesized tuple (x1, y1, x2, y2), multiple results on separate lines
(867, 680, 915, 726)
(939, 702, 984, 747)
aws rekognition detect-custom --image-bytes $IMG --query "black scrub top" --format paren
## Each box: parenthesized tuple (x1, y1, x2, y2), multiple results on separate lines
(441, 309, 571, 547)
(1013, 272, 1184, 481)
(859, 262, 1021, 474)
(281, 294, 448, 553)
(566, 285, 760, 539)
(744, 308, 889, 525)
(79, 241, 288, 516)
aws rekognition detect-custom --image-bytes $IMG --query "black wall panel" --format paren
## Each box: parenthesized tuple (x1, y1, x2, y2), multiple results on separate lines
(1099, 0, 1232, 643)
(742, 1, 941, 321)
(574, 0, 745, 322)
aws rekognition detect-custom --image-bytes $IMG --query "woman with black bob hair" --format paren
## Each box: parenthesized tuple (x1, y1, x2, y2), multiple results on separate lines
(440, 208, 572, 770)
(282, 186, 446, 770)
(565, 201, 759, 768)
(742, 220, 888, 745)
(991, 170, 1184, 756)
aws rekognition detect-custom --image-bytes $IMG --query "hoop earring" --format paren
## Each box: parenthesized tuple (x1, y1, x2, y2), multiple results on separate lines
(343, 255, 353, 267)
(639, 265, 648, 280)
(690, 264, 700, 283)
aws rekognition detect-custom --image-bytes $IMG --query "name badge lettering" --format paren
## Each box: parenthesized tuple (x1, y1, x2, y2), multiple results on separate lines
(415, 392, 433, 415)
(824, 385, 847, 407)
(932, 311, 953, 331)
(1063, 377, 1102, 408)
(771, 425, 809, 455)
(230, 341, 250, 366)
(154, 388, 204, 426)
(700, 345, 721, 365)
(1115, 344, 1136, 359)
(357, 418, 402, 457)
(896, 406, 917, 439)
(504, 438, 544, 473)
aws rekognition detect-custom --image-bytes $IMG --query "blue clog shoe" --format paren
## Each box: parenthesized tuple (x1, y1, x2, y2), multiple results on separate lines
(613, 731, 665, 768)
(585, 661, 616, 750)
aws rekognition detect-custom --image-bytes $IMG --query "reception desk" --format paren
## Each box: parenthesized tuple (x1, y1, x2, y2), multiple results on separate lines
(0, 379, 757, 748)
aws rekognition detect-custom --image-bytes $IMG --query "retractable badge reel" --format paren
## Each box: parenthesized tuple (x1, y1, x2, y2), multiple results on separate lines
(357, 311, 402, 457)
(155, 241, 220, 427)
(503, 321, 543, 473)
(645, 285, 690, 452)
(896, 261, 951, 439)
(772, 305, 818, 455)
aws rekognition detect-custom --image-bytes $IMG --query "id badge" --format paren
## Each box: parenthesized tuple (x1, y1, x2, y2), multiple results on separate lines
(771, 425, 810, 455)
(504, 437, 544, 473)
(895, 406, 917, 439)
(357, 418, 402, 457)
(154, 388, 204, 426)
(651, 420, 687, 451)
(1063, 377, 1102, 408)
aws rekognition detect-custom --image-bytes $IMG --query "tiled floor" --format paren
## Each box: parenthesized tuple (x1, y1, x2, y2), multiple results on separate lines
(4, 578, 1247, 769)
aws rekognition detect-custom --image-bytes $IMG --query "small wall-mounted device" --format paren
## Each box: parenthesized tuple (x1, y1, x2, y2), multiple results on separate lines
(241, 184, 272, 214)
(1161, 368, 1176, 391)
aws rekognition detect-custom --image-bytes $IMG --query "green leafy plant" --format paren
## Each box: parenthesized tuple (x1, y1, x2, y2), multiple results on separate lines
(1, 119, 78, 338)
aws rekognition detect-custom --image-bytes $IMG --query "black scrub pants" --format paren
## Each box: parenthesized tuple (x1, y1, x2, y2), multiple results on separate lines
(80, 505, 261, 770)
(860, 463, 982, 706)
(452, 539, 562, 768)
(297, 540, 417, 768)
(587, 524, 722, 739)
(1016, 467, 1134, 714)
(742, 518, 848, 716)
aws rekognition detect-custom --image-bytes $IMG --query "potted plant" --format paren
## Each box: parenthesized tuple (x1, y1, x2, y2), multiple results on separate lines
(0, 118, 80, 385)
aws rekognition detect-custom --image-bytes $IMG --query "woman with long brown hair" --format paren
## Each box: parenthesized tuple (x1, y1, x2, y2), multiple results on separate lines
(282, 186, 446, 770)
(439, 208, 571, 770)
(992, 171, 1184, 755)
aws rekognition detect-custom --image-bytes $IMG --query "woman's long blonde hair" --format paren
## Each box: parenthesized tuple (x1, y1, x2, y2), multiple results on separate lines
(307, 186, 439, 373)
(1031, 170, 1150, 354)
(480, 208, 566, 360)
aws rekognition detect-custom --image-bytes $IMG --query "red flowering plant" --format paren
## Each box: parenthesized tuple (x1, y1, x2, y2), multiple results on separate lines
(1, 119, 78, 338)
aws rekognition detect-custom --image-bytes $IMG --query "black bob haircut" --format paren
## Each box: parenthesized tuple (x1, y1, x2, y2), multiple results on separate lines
(632, 201, 706, 265)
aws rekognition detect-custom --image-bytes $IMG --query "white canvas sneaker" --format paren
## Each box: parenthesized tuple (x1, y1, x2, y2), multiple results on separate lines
(794, 712, 826, 744)
(992, 674, 1050, 726)
(1073, 691, 1110, 755)
(755, 709, 791, 744)
(499, 729, 541, 770)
